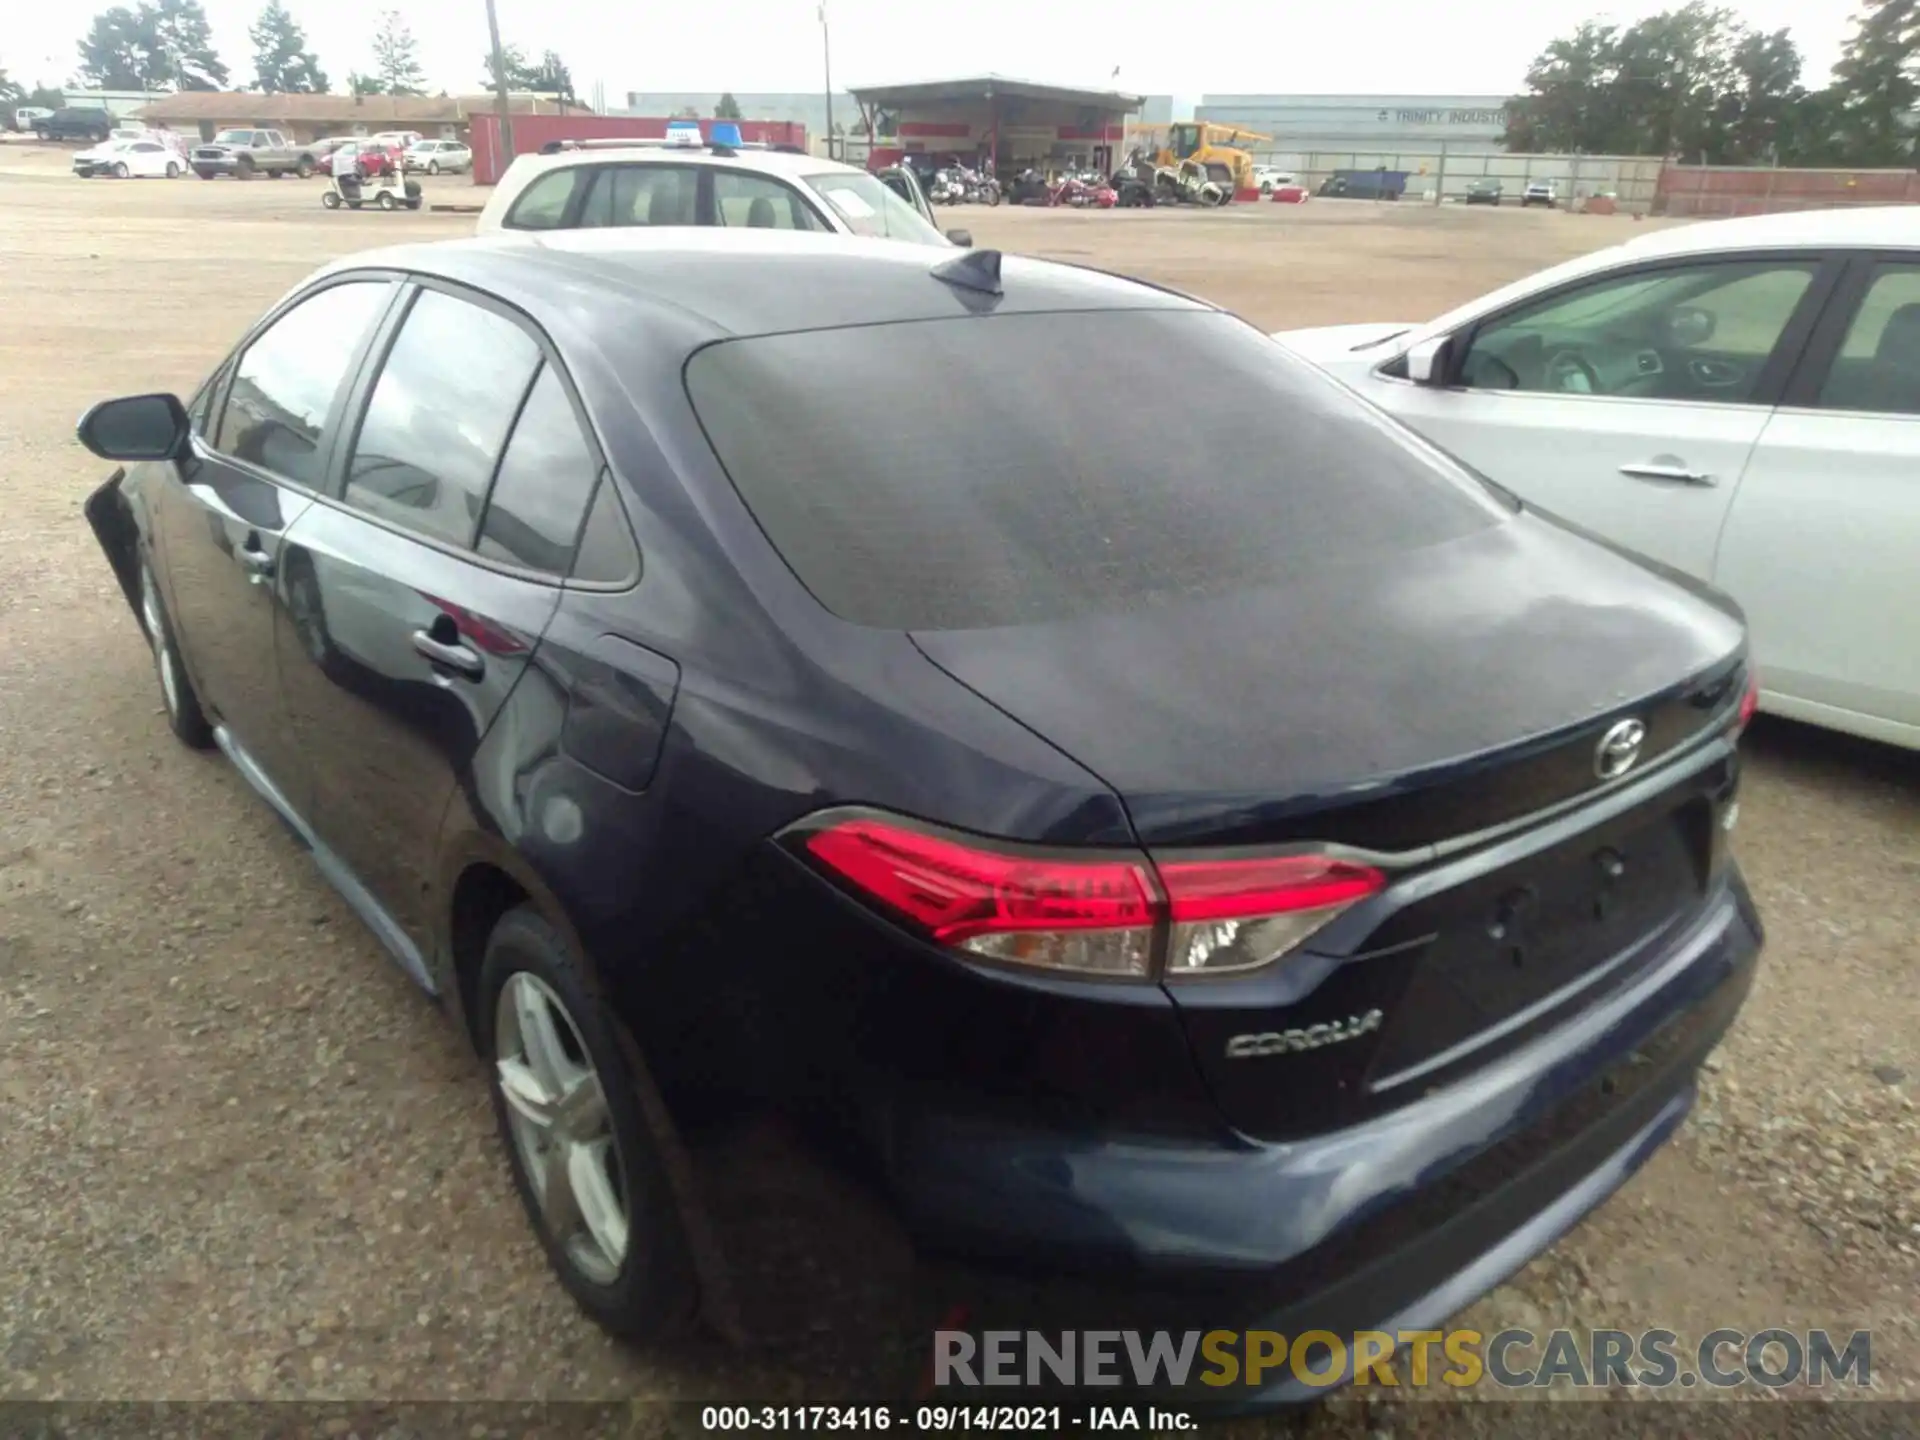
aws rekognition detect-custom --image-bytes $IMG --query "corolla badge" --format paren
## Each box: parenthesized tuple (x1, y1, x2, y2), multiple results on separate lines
(1225, 1009, 1384, 1059)
(1594, 717, 1648, 780)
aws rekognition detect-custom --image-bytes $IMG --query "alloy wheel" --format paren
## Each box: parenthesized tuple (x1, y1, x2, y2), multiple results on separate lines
(494, 972, 631, 1286)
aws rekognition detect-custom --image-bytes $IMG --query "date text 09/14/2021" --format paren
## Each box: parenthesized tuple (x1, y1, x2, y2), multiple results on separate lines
(700, 1406, 1191, 1431)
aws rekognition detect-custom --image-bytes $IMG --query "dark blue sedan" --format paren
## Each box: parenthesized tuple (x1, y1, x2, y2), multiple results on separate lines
(76, 229, 1762, 1404)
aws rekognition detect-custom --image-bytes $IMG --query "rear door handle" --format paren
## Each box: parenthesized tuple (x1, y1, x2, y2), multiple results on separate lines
(238, 540, 275, 580)
(411, 630, 484, 680)
(1619, 461, 1716, 487)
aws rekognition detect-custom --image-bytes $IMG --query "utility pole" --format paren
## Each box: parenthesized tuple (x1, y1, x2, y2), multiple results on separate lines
(819, 1, 834, 160)
(484, 0, 515, 166)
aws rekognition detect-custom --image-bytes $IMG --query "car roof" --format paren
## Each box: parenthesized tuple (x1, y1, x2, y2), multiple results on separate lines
(319, 227, 1210, 343)
(1616, 204, 1920, 258)
(502, 145, 862, 186)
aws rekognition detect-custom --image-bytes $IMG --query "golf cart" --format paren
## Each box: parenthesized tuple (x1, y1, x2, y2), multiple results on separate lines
(322, 169, 421, 211)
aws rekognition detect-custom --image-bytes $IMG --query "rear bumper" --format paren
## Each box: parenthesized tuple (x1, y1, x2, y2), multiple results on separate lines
(887, 870, 1762, 1403)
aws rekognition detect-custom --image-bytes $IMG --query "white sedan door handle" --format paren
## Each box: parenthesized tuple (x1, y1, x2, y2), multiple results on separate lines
(1619, 460, 1717, 487)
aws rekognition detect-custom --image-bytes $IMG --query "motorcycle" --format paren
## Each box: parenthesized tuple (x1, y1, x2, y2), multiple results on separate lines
(928, 165, 968, 205)
(960, 164, 1002, 206)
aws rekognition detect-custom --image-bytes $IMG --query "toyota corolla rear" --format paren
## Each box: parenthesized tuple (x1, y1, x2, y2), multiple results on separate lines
(668, 301, 1762, 1400)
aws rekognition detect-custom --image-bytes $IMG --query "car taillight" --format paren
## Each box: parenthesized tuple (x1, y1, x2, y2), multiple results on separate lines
(796, 814, 1383, 982)
(1159, 855, 1386, 977)
(1735, 667, 1759, 734)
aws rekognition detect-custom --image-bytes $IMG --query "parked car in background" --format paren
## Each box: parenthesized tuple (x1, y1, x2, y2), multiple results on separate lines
(35, 108, 113, 143)
(1271, 206, 1920, 749)
(1523, 180, 1558, 207)
(306, 136, 361, 173)
(77, 229, 1761, 1400)
(370, 130, 424, 151)
(477, 143, 965, 248)
(405, 139, 472, 174)
(14, 105, 56, 132)
(1464, 177, 1503, 205)
(191, 128, 316, 179)
(1252, 164, 1295, 195)
(72, 136, 182, 179)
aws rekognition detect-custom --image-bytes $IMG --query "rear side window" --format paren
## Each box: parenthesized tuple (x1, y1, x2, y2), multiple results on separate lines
(571, 479, 640, 585)
(713, 172, 826, 230)
(686, 309, 1506, 630)
(477, 365, 601, 573)
(214, 279, 391, 486)
(578, 165, 699, 228)
(344, 289, 541, 547)
(506, 166, 585, 229)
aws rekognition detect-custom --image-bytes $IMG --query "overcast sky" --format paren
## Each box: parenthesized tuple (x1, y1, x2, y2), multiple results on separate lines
(6, 0, 1858, 104)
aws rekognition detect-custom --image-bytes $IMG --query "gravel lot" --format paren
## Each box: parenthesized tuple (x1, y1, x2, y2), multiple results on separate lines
(1, 140, 1915, 1432)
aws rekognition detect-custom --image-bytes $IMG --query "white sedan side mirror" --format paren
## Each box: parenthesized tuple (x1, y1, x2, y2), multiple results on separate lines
(1405, 334, 1452, 385)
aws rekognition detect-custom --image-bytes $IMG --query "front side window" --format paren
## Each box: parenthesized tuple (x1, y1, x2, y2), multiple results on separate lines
(1457, 260, 1816, 403)
(1815, 263, 1920, 415)
(506, 167, 586, 230)
(712, 172, 826, 230)
(806, 172, 947, 245)
(213, 280, 391, 486)
(213, 129, 251, 144)
(477, 366, 601, 573)
(578, 165, 699, 228)
(344, 289, 540, 547)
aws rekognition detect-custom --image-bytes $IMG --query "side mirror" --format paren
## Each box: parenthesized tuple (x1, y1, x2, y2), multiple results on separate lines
(76, 393, 191, 462)
(1404, 335, 1452, 386)
(946, 228, 974, 248)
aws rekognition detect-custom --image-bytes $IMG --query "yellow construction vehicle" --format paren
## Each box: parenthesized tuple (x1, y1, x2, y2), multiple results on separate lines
(1127, 120, 1271, 199)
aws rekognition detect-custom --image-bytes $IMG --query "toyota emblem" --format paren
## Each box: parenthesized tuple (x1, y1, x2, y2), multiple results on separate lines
(1594, 718, 1648, 780)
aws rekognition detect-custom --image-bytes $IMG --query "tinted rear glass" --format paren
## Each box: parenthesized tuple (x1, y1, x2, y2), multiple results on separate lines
(685, 310, 1506, 630)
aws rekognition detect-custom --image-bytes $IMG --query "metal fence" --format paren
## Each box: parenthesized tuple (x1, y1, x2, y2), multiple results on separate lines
(1655, 165, 1920, 217)
(1246, 149, 1665, 212)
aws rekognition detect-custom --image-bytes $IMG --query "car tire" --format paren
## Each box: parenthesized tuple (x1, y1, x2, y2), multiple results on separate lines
(427, 159, 440, 175)
(138, 558, 214, 750)
(295, 156, 314, 179)
(34, 127, 49, 141)
(321, 189, 341, 209)
(479, 907, 700, 1340)
(165, 161, 179, 178)
(377, 191, 395, 210)
(235, 156, 254, 180)
(113, 162, 130, 179)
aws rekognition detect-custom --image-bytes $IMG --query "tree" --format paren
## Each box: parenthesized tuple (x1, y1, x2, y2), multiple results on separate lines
(1825, 0, 1920, 165)
(537, 50, 574, 103)
(482, 44, 573, 99)
(26, 83, 68, 110)
(1502, 4, 1807, 163)
(715, 91, 743, 120)
(78, 7, 156, 90)
(347, 70, 385, 95)
(251, 0, 329, 92)
(0, 69, 22, 107)
(371, 10, 425, 95)
(78, 0, 229, 91)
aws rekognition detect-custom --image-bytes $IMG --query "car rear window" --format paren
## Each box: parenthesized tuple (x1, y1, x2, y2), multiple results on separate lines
(685, 309, 1507, 630)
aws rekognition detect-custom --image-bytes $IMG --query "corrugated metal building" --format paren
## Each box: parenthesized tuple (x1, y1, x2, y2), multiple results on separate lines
(1134, 94, 1510, 156)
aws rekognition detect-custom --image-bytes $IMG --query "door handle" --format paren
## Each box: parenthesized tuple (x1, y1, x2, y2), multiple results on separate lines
(411, 630, 484, 680)
(238, 542, 275, 580)
(1619, 462, 1716, 487)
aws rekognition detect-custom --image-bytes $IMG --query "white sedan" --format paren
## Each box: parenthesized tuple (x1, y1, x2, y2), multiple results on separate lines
(72, 137, 182, 179)
(405, 139, 472, 175)
(1272, 205, 1920, 750)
